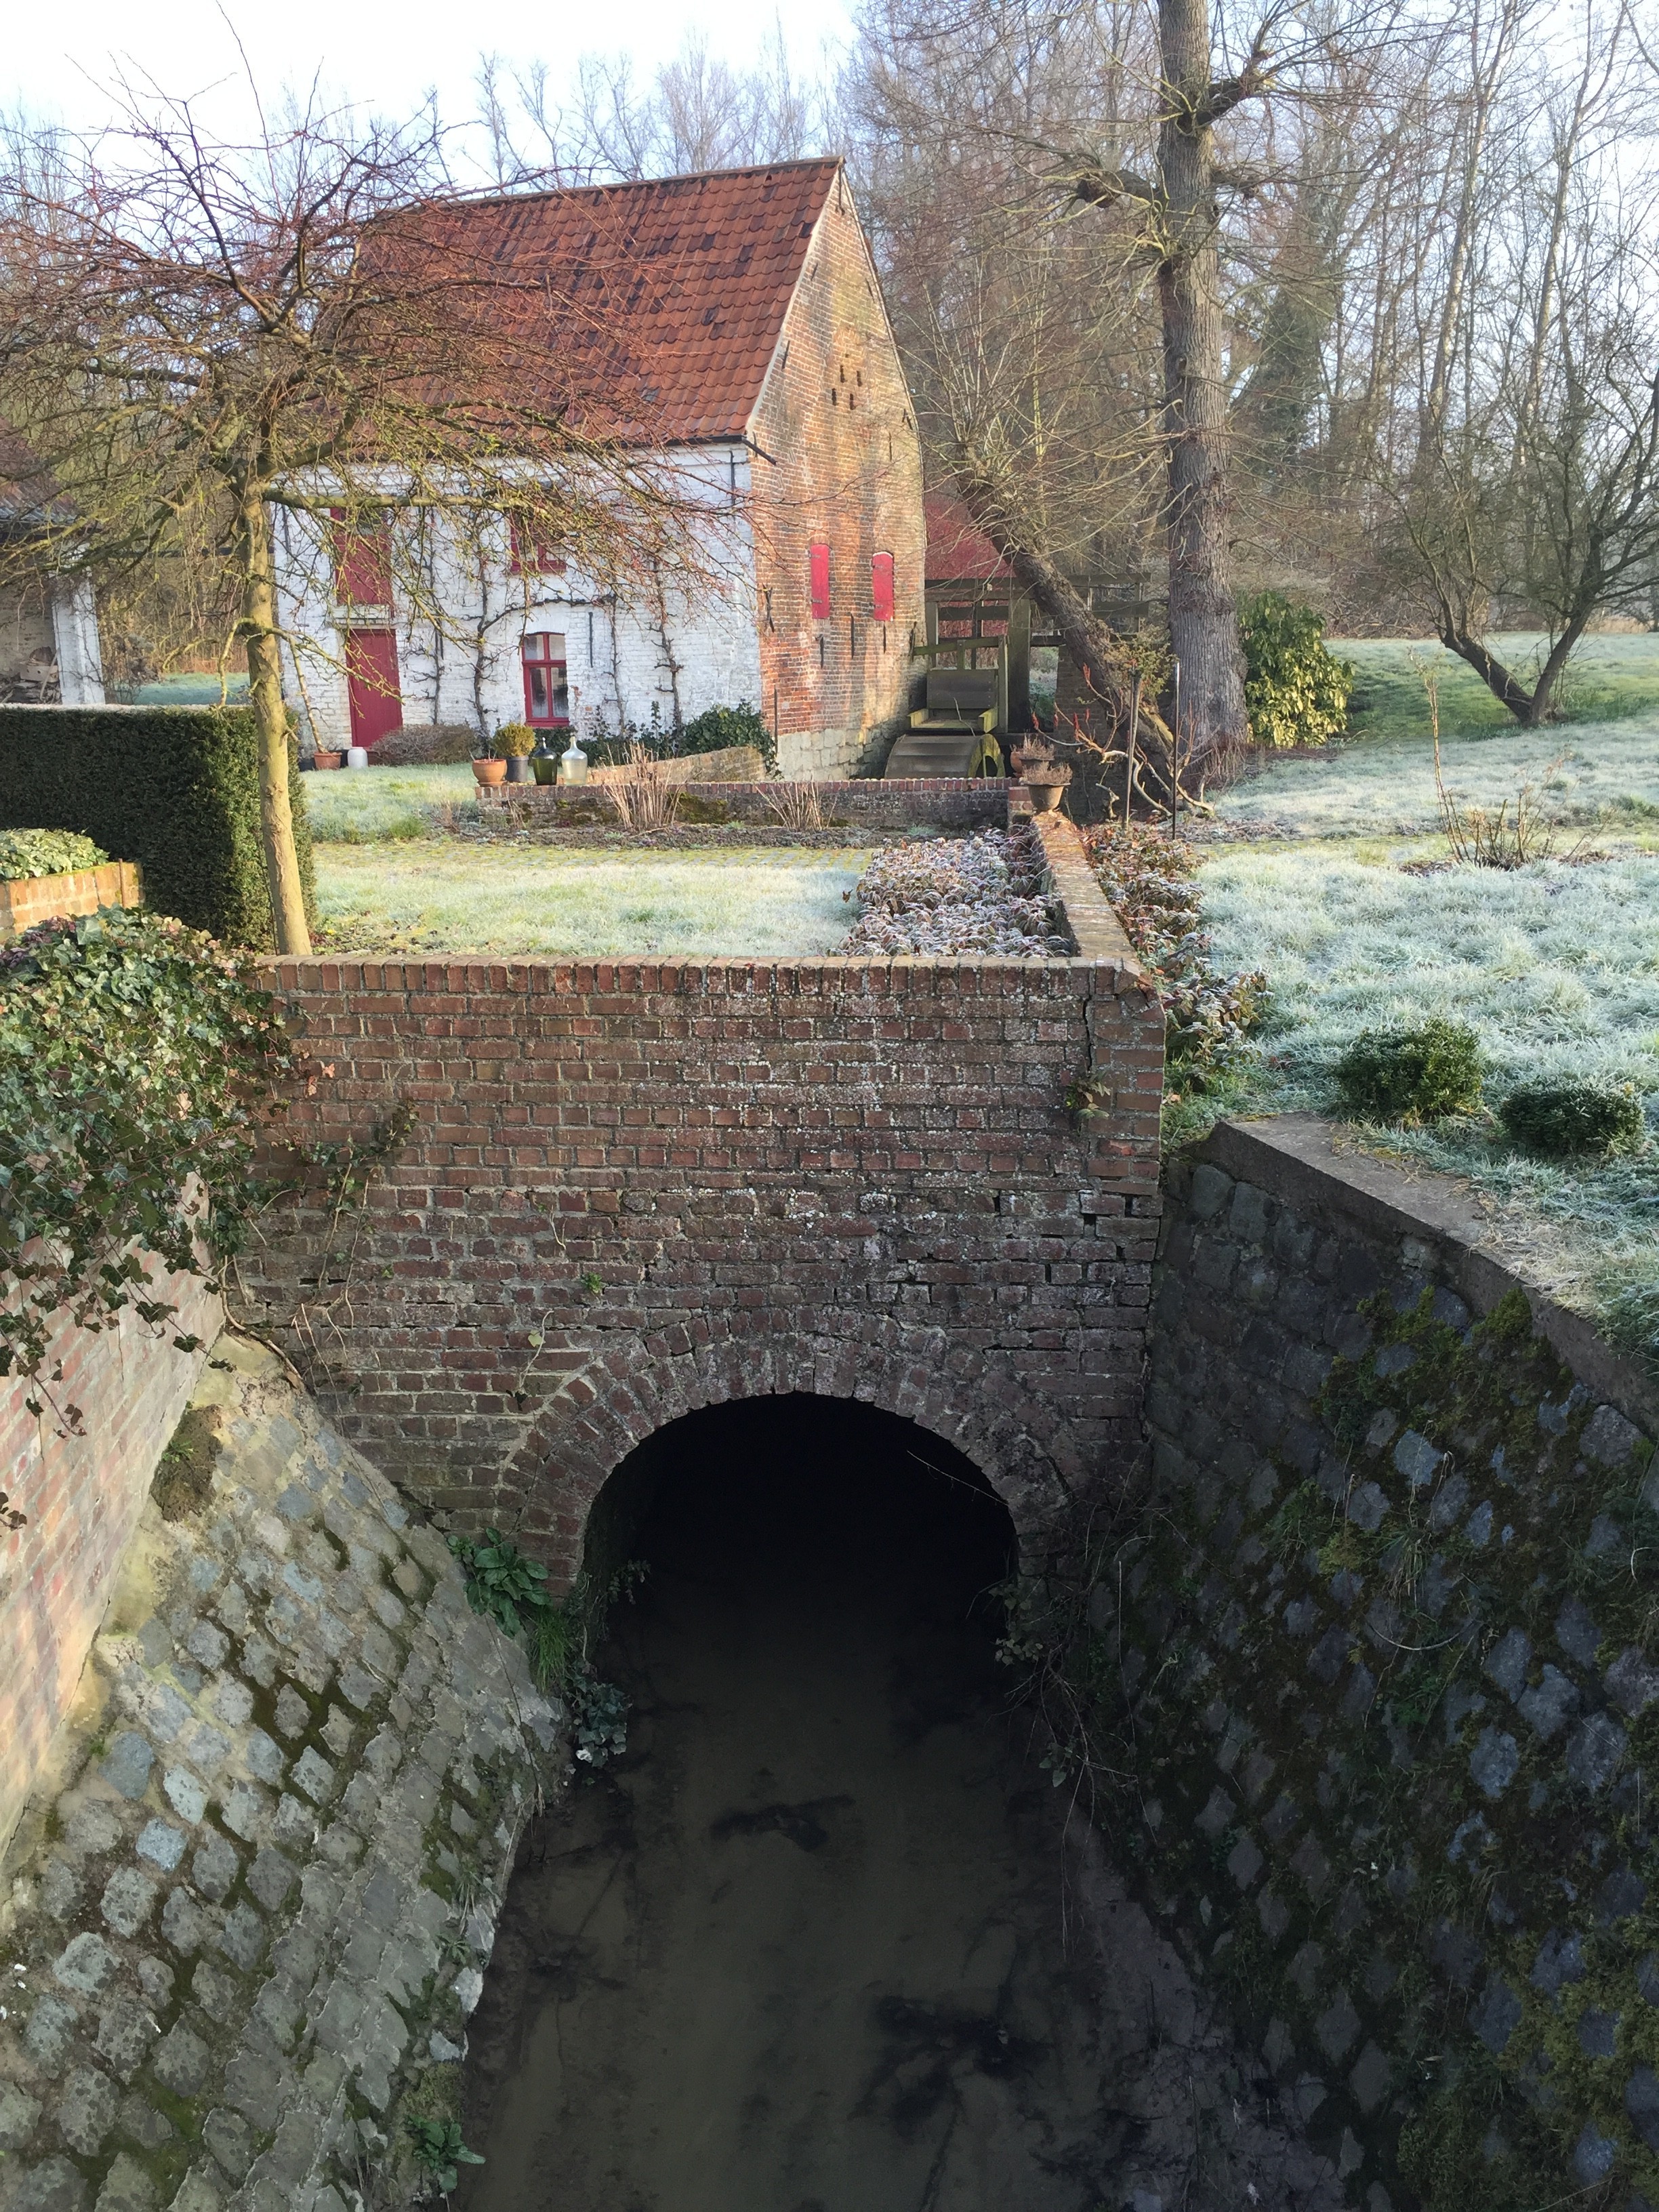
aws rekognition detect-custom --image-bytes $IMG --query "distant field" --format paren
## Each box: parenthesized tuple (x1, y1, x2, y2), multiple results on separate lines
(1217, 634, 1659, 840)
(314, 842, 872, 958)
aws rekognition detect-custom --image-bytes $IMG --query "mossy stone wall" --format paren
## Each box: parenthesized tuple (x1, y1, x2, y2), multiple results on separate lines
(1107, 1116, 1659, 2211)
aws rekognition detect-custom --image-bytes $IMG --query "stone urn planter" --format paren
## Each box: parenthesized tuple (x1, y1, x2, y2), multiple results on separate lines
(1022, 762, 1072, 815)
(472, 758, 507, 786)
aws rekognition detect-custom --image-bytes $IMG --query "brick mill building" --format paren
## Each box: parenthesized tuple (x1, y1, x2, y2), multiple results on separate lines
(279, 159, 925, 779)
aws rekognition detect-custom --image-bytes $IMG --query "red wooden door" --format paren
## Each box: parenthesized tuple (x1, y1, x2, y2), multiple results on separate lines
(345, 628, 402, 747)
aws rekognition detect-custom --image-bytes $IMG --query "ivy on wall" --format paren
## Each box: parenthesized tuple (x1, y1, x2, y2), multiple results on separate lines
(0, 909, 292, 1425)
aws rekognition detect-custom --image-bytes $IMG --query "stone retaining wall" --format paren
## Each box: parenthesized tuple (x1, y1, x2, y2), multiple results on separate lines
(2, 1271, 222, 1858)
(0, 1330, 554, 2212)
(1105, 1115, 1659, 2211)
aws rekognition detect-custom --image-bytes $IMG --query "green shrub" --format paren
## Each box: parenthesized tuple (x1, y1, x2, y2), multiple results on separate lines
(0, 705, 314, 947)
(493, 720, 537, 758)
(1237, 592, 1354, 749)
(0, 828, 109, 880)
(1335, 1019, 1483, 1122)
(1500, 1078, 1645, 1158)
(0, 907, 290, 1412)
(677, 700, 777, 770)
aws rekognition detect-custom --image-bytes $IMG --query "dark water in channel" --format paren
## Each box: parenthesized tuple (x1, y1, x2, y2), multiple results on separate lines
(455, 1399, 1340, 2212)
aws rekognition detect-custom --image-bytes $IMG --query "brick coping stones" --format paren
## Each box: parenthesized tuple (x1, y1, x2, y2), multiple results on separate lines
(0, 1330, 556, 2212)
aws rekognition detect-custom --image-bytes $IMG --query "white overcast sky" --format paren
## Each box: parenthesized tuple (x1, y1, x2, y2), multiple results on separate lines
(8, 0, 848, 159)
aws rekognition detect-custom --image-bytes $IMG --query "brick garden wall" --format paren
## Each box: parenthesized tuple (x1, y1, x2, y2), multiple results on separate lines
(0, 1269, 220, 1851)
(474, 777, 1010, 836)
(1106, 1114, 1659, 2211)
(233, 923, 1164, 1584)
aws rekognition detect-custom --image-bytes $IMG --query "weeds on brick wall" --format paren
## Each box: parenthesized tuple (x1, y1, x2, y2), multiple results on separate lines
(0, 908, 291, 1428)
(449, 1530, 644, 1769)
(1083, 822, 1265, 1107)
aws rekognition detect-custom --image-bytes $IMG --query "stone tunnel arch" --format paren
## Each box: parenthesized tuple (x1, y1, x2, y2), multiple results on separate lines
(501, 1324, 1104, 1586)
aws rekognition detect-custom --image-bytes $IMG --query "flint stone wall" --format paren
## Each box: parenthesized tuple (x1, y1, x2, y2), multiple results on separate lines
(1108, 1115, 1659, 2211)
(0, 1330, 554, 2212)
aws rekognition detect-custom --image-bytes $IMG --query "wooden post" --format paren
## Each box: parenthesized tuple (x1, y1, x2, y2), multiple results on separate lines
(1006, 589, 1032, 733)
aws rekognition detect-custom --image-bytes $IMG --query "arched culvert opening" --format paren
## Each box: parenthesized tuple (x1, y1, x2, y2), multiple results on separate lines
(578, 1390, 1018, 1647)
(459, 1396, 1135, 2212)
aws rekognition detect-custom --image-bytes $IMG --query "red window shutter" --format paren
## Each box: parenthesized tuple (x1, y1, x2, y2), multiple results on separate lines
(808, 541, 831, 619)
(330, 509, 392, 606)
(871, 551, 895, 623)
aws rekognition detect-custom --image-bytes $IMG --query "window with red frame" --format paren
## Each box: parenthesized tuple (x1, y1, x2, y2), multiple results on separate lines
(808, 540, 831, 619)
(329, 508, 392, 607)
(871, 550, 895, 623)
(510, 517, 567, 575)
(520, 632, 569, 727)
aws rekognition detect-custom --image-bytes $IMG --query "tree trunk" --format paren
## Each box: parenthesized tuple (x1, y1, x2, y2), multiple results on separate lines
(1155, 0, 1248, 768)
(236, 492, 312, 956)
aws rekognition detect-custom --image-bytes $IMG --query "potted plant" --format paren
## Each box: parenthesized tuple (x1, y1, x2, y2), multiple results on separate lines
(312, 748, 344, 771)
(472, 741, 506, 786)
(1015, 738, 1071, 815)
(495, 720, 537, 783)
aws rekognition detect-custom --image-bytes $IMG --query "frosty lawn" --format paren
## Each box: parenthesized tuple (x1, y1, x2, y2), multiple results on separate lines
(1214, 632, 1659, 840)
(314, 842, 873, 958)
(1192, 634, 1659, 1370)
(305, 763, 480, 843)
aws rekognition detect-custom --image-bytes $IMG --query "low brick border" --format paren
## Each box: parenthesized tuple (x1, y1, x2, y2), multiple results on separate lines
(0, 861, 142, 941)
(473, 777, 1010, 836)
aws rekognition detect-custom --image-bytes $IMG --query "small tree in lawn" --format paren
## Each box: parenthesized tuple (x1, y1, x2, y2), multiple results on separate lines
(0, 101, 699, 952)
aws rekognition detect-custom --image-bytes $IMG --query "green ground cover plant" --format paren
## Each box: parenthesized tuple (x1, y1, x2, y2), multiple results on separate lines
(0, 828, 109, 878)
(1334, 1019, 1484, 1122)
(0, 908, 289, 1420)
(1499, 1077, 1645, 1158)
(1237, 592, 1354, 749)
(314, 841, 872, 958)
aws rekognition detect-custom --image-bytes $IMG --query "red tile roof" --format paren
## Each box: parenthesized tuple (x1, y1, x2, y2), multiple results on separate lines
(418, 160, 843, 446)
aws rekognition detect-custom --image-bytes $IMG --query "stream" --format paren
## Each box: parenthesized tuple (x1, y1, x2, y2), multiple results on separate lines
(456, 1397, 1342, 2212)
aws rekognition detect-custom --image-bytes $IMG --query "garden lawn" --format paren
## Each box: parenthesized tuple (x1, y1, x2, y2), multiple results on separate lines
(1215, 632, 1659, 840)
(304, 763, 480, 842)
(1193, 634, 1659, 1372)
(314, 841, 873, 958)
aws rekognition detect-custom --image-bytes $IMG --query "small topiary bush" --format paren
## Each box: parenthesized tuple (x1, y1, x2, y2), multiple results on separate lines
(1499, 1078, 1645, 1158)
(1334, 1018, 1483, 1122)
(1237, 591, 1354, 749)
(0, 828, 110, 880)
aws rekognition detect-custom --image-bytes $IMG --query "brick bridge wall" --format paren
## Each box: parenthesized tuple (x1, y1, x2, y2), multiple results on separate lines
(234, 842, 1164, 1580)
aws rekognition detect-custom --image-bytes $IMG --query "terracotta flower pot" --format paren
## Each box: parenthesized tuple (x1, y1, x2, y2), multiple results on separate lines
(311, 750, 344, 771)
(473, 758, 507, 785)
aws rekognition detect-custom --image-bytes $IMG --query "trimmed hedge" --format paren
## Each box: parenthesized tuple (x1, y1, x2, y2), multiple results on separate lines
(0, 705, 315, 948)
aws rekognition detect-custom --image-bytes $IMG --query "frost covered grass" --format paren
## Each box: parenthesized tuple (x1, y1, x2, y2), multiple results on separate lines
(315, 841, 872, 958)
(1197, 842, 1659, 1366)
(1215, 633, 1659, 840)
(304, 763, 479, 843)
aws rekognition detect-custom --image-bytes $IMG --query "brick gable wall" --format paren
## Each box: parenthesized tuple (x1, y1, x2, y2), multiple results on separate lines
(750, 178, 926, 778)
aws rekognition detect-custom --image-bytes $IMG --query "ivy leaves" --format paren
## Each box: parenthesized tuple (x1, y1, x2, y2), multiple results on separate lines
(0, 907, 291, 1425)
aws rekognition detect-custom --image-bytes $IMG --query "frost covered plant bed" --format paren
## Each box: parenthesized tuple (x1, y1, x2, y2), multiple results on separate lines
(1084, 822, 1265, 1095)
(836, 829, 1068, 957)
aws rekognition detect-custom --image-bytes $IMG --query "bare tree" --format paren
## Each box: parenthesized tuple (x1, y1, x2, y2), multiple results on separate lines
(0, 98, 697, 950)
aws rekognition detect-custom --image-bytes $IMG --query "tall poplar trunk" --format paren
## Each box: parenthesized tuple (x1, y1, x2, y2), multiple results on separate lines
(235, 489, 312, 956)
(1156, 0, 1247, 766)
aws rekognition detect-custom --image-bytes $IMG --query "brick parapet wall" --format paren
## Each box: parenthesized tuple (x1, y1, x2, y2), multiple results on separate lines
(474, 777, 1010, 834)
(0, 1268, 220, 1852)
(235, 948, 1165, 1580)
(0, 861, 143, 942)
(1113, 1115, 1659, 2208)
